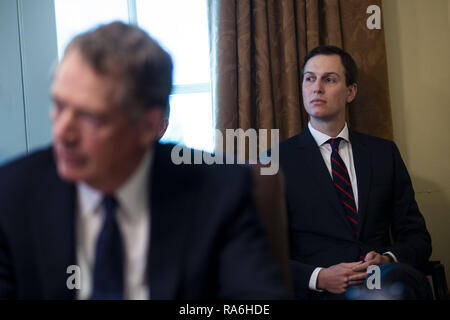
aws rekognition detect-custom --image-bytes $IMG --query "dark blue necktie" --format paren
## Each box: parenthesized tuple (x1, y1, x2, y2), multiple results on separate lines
(327, 138, 359, 237)
(90, 195, 124, 300)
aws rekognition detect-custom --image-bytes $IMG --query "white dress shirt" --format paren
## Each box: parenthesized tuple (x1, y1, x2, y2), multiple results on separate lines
(76, 150, 152, 300)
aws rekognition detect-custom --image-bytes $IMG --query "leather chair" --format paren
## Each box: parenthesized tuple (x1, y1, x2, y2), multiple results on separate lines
(423, 261, 449, 300)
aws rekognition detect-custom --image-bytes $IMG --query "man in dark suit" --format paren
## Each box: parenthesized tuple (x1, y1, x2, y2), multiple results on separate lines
(0, 22, 286, 300)
(278, 45, 432, 299)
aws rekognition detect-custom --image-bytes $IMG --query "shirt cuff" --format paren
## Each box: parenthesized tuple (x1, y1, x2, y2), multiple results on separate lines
(383, 251, 398, 263)
(309, 267, 324, 291)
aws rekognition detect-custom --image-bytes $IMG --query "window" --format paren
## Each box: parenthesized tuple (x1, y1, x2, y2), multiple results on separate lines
(54, 0, 129, 59)
(54, 0, 214, 152)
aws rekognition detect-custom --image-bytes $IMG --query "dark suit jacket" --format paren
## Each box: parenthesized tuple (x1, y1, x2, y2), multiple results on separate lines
(278, 128, 431, 298)
(0, 143, 286, 299)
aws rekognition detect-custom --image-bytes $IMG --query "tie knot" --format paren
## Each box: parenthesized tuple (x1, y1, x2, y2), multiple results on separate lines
(327, 137, 343, 150)
(103, 195, 118, 215)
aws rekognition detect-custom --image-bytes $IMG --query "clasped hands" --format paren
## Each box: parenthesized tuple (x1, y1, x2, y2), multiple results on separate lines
(317, 251, 391, 294)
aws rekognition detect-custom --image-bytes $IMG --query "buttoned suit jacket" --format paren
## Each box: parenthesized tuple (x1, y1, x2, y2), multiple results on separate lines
(0, 143, 286, 299)
(277, 127, 431, 298)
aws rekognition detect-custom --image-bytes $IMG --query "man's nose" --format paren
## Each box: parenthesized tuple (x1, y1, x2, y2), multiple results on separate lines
(52, 109, 78, 143)
(313, 80, 324, 94)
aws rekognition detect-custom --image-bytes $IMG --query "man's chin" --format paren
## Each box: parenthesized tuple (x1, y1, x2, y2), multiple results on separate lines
(55, 162, 85, 183)
(309, 112, 339, 123)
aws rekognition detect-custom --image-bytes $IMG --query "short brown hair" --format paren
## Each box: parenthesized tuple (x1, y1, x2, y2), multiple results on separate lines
(65, 21, 173, 120)
(302, 45, 358, 86)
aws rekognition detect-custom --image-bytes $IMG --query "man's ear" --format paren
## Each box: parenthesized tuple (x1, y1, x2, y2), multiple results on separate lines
(346, 83, 357, 103)
(158, 118, 169, 139)
(139, 107, 164, 147)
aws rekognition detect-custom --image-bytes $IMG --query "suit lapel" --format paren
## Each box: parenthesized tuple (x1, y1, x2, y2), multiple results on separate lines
(349, 131, 371, 238)
(297, 129, 354, 235)
(29, 152, 76, 299)
(148, 143, 193, 299)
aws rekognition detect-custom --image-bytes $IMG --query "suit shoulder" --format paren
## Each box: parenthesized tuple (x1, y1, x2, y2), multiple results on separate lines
(0, 147, 54, 188)
(272, 133, 302, 160)
(279, 133, 301, 149)
(351, 131, 396, 148)
(154, 142, 251, 186)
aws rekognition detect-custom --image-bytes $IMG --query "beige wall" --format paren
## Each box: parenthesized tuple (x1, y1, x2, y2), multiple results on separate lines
(383, 0, 450, 290)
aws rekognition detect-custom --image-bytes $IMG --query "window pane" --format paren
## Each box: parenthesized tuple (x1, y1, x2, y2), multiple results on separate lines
(54, 0, 129, 59)
(162, 93, 214, 153)
(53, 0, 215, 152)
(136, 0, 211, 85)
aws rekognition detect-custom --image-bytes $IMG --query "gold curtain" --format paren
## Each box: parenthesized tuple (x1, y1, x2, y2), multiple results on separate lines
(208, 0, 393, 151)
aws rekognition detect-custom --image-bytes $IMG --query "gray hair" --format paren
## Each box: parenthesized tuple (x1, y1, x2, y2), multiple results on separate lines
(65, 21, 173, 120)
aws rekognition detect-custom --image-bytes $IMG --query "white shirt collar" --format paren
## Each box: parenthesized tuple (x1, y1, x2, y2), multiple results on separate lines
(77, 181, 102, 215)
(77, 148, 153, 220)
(308, 122, 350, 147)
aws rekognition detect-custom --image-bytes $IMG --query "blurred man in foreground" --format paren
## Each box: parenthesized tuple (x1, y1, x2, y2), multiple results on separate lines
(0, 22, 287, 300)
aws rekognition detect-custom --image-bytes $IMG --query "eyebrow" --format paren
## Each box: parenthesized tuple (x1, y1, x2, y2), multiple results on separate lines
(303, 71, 341, 77)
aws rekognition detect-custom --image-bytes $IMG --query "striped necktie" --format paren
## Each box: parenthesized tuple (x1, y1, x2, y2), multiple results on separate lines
(327, 138, 359, 237)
